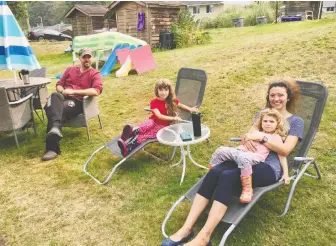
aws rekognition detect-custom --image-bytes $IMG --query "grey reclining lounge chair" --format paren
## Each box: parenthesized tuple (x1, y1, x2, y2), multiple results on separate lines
(83, 67, 208, 185)
(161, 81, 328, 245)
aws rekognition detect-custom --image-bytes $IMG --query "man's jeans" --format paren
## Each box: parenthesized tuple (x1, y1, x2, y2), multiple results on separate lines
(44, 92, 83, 153)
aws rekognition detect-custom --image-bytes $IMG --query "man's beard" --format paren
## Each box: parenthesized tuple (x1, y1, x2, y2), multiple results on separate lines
(83, 62, 91, 68)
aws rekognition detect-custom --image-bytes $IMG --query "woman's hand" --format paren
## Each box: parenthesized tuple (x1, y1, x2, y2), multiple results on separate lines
(246, 132, 263, 141)
(280, 174, 290, 185)
(241, 134, 257, 152)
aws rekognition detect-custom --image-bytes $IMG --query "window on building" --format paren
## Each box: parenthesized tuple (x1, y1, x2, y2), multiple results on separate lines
(193, 6, 200, 14)
(206, 5, 214, 13)
(326, 7, 334, 12)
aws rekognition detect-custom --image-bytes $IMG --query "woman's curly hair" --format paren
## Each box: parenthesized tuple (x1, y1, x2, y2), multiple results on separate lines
(154, 79, 178, 116)
(252, 108, 289, 140)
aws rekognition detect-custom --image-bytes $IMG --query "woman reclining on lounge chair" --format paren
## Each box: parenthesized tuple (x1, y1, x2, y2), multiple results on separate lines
(161, 77, 304, 246)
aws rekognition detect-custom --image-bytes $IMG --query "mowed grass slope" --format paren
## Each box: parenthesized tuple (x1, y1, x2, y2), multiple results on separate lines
(0, 16, 335, 246)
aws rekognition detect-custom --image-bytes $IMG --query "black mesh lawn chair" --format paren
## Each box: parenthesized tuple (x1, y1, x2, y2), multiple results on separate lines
(83, 67, 208, 185)
(161, 81, 328, 245)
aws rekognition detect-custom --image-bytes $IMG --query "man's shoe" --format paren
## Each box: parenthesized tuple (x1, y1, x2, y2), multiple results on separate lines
(42, 151, 58, 161)
(161, 231, 194, 246)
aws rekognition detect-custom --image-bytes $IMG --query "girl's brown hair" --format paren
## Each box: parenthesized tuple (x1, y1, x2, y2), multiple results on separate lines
(252, 108, 289, 140)
(154, 79, 178, 116)
(265, 76, 301, 113)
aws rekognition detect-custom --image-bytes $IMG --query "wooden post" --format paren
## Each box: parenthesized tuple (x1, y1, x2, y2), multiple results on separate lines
(318, 1, 323, 19)
(146, 3, 151, 46)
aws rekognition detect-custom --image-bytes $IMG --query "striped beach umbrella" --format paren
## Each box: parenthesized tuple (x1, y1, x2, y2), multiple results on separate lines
(0, 1, 40, 71)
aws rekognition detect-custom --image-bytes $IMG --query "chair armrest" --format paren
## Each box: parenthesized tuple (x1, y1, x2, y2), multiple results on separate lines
(294, 157, 315, 161)
(229, 137, 241, 142)
(83, 96, 100, 120)
(8, 94, 33, 126)
(144, 107, 152, 112)
(8, 93, 33, 106)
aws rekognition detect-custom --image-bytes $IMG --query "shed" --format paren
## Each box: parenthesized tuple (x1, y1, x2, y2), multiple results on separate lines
(106, 1, 186, 47)
(64, 4, 109, 37)
(283, 1, 322, 19)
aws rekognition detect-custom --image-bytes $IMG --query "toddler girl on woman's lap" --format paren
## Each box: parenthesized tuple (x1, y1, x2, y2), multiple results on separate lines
(118, 79, 198, 157)
(210, 108, 290, 203)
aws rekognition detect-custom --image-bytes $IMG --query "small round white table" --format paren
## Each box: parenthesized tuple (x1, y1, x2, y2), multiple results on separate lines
(156, 122, 210, 184)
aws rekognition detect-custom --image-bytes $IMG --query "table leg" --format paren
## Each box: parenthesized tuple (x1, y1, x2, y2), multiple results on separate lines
(171, 150, 183, 167)
(187, 145, 208, 169)
(180, 146, 187, 185)
(171, 145, 207, 185)
(171, 146, 187, 185)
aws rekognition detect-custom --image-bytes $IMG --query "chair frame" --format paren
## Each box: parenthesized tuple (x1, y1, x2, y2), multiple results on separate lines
(161, 81, 328, 245)
(83, 67, 208, 184)
(27, 66, 48, 122)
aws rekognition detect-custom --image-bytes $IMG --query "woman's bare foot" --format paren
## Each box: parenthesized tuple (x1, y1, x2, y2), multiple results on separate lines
(169, 226, 193, 242)
(184, 231, 211, 246)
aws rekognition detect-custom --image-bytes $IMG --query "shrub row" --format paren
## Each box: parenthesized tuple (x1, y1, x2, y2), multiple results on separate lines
(201, 3, 275, 29)
(171, 10, 211, 48)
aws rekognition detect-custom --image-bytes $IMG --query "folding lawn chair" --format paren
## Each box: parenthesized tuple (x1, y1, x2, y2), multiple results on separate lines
(83, 67, 208, 185)
(161, 81, 328, 245)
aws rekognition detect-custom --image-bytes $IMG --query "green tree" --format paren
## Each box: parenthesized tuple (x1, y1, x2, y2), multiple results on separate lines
(7, 1, 28, 19)
(27, 1, 110, 28)
(171, 10, 211, 48)
(7, 1, 37, 30)
(28, 2, 55, 27)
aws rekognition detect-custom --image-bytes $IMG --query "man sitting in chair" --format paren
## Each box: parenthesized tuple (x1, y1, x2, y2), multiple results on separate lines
(42, 48, 103, 161)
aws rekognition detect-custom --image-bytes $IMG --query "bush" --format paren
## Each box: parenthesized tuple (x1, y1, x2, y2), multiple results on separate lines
(201, 3, 275, 29)
(171, 10, 211, 48)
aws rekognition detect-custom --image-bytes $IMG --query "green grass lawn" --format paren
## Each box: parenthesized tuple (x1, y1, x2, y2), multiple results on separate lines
(0, 16, 335, 246)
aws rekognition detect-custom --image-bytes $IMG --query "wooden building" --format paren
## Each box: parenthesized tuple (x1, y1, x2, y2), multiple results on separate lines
(283, 1, 322, 19)
(106, 1, 185, 46)
(64, 4, 110, 37)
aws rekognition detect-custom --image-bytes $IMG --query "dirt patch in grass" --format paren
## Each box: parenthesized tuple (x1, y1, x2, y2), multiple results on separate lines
(0, 238, 6, 246)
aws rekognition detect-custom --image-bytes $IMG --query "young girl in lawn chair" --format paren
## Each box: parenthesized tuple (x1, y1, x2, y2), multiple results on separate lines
(210, 108, 290, 204)
(117, 79, 198, 157)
